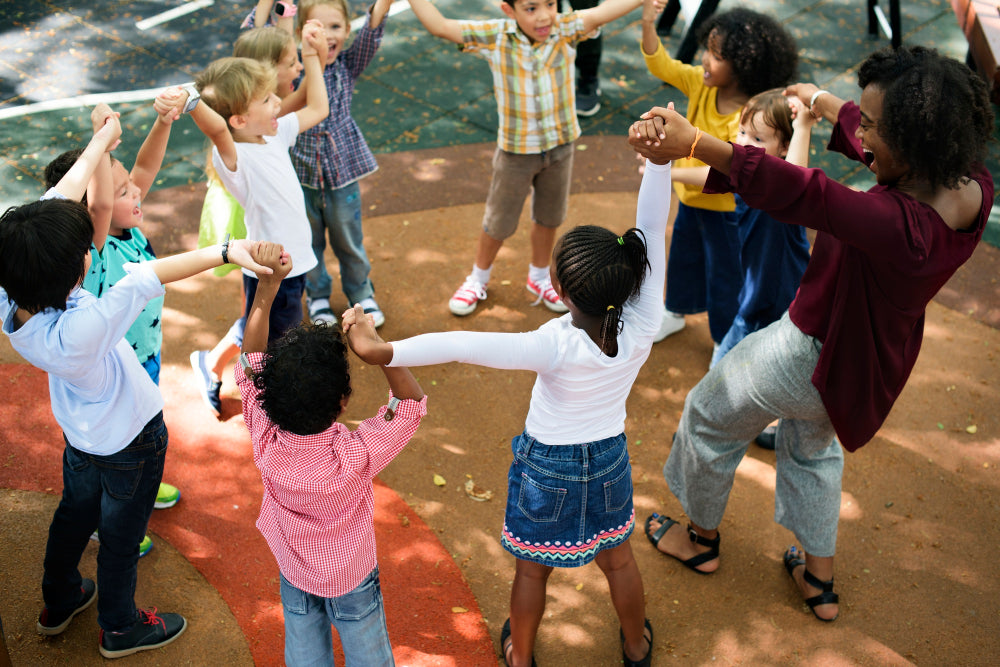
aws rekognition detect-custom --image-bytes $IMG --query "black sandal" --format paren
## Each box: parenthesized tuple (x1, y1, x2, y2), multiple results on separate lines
(499, 618, 537, 667)
(644, 513, 720, 574)
(783, 546, 839, 622)
(619, 617, 653, 667)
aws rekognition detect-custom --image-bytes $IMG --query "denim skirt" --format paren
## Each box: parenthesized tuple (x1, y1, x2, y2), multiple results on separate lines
(500, 431, 635, 568)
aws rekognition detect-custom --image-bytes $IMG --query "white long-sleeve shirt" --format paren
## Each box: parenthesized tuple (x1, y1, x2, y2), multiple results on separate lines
(389, 161, 671, 444)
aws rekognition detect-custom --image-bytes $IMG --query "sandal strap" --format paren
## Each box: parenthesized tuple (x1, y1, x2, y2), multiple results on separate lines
(687, 525, 721, 550)
(802, 568, 839, 608)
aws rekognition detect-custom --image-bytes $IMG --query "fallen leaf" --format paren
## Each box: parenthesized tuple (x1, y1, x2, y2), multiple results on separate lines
(433, 474, 447, 486)
(464, 479, 493, 501)
(966, 425, 978, 434)
(575, 583, 583, 590)
(452, 607, 468, 613)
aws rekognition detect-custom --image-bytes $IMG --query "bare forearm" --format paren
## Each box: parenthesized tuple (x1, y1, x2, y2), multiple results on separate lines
(581, 0, 642, 34)
(54, 136, 109, 201)
(133, 117, 171, 198)
(88, 153, 113, 251)
(381, 366, 424, 402)
(149, 244, 226, 285)
(242, 279, 280, 354)
(786, 125, 813, 168)
(407, 0, 462, 43)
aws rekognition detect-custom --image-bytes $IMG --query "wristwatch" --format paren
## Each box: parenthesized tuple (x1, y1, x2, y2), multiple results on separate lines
(274, 1, 297, 17)
(181, 83, 200, 114)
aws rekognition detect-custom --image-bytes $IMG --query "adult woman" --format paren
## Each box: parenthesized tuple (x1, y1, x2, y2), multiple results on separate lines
(631, 46, 993, 621)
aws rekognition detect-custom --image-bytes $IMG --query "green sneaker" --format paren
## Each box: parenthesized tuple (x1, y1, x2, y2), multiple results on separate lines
(154, 482, 180, 509)
(91, 532, 154, 558)
(138, 535, 153, 558)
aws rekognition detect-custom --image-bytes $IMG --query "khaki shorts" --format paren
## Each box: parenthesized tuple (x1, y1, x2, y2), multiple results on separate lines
(482, 143, 574, 240)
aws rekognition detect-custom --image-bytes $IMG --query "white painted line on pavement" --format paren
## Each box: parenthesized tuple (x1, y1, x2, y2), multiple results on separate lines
(137, 0, 216, 31)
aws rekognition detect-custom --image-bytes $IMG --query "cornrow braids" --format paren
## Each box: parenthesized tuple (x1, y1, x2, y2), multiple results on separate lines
(555, 225, 649, 356)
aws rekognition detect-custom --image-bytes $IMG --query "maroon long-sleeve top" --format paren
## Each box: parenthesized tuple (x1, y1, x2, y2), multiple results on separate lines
(704, 101, 993, 451)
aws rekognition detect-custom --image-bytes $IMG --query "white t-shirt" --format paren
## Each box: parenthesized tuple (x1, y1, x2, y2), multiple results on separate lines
(388, 161, 671, 445)
(212, 114, 317, 278)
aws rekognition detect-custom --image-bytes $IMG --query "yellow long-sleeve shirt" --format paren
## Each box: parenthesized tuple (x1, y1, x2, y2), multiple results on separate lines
(642, 41, 738, 211)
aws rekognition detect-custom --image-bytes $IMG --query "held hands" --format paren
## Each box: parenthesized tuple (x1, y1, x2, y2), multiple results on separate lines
(301, 19, 326, 65)
(91, 104, 122, 152)
(341, 304, 392, 365)
(629, 102, 695, 164)
(787, 95, 818, 131)
(224, 239, 283, 276)
(154, 87, 187, 123)
(784, 83, 821, 118)
(642, 0, 666, 23)
(248, 241, 293, 282)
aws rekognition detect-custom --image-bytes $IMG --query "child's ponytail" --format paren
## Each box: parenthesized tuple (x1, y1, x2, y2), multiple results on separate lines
(555, 226, 650, 357)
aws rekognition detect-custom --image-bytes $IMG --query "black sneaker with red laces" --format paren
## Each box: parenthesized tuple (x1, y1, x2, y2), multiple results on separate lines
(99, 608, 187, 659)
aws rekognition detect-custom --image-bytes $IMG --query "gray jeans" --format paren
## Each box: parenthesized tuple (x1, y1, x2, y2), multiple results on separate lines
(664, 312, 843, 556)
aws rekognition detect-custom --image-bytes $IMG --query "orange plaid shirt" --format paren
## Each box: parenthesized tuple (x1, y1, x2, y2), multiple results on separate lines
(459, 13, 590, 154)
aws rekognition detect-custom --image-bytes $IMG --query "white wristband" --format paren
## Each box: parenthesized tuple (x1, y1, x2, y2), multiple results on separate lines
(809, 89, 830, 113)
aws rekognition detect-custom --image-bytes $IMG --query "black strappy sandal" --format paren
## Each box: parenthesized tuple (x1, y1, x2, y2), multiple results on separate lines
(783, 546, 839, 622)
(645, 513, 720, 574)
(499, 618, 537, 667)
(619, 617, 653, 667)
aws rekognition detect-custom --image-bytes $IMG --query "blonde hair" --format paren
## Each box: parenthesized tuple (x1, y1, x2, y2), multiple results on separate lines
(739, 88, 794, 148)
(196, 57, 277, 130)
(297, 0, 351, 32)
(233, 26, 296, 65)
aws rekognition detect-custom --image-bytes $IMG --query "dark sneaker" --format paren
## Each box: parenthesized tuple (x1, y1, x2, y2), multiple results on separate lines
(576, 83, 602, 117)
(37, 578, 97, 636)
(99, 608, 187, 659)
(189, 350, 222, 416)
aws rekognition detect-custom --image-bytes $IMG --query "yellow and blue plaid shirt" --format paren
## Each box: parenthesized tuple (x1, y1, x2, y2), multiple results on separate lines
(459, 13, 590, 154)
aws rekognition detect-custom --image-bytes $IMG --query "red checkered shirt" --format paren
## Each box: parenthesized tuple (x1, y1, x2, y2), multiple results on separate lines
(237, 352, 428, 597)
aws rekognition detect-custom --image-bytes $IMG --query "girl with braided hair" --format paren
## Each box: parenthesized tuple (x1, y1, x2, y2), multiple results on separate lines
(343, 152, 672, 667)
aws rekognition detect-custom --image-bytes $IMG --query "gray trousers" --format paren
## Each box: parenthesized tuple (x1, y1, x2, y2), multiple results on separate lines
(664, 312, 844, 556)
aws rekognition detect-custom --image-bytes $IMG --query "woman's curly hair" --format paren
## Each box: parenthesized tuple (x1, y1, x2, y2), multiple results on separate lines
(698, 8, 798, 97)
(253, 324, 353, 435)
(858, 45, 993, 190)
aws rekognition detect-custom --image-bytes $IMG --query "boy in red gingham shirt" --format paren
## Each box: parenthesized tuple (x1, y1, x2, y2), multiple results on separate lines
(235, 242, 425, 666)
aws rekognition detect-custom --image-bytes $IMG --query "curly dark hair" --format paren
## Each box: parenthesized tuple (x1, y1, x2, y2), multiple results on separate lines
(698, 8, 798, 97)
(252, 324, 353, 435)
(0, 199, 93, 313)
(858, 45, 993, 190)
(554, 225, 649, 357)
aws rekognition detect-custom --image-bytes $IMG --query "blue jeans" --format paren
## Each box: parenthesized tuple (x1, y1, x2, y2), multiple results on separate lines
(280, 568, 394, 667)
(42, 413, 168, 631)
(303, 182, 375, 306)
(242, 274, 305, 344)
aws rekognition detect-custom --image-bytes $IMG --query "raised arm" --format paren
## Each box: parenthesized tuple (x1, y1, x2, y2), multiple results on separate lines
(785, 95, 818, 168)
(579, 0, 642, 36)
(184, 87, 239, 171)
(630, 106, 734, 174)
(407, 0, 464, 45)
(85, 105, 116, 252)
(640, 0, 663, 56)
(294, 20, 331, 132)
(370, 0, 391, 29)
(53, 106, 121, 202)
(131, 93, 180, 198)
(784, 83, 845, 127)
(242, 242, 293, 354)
